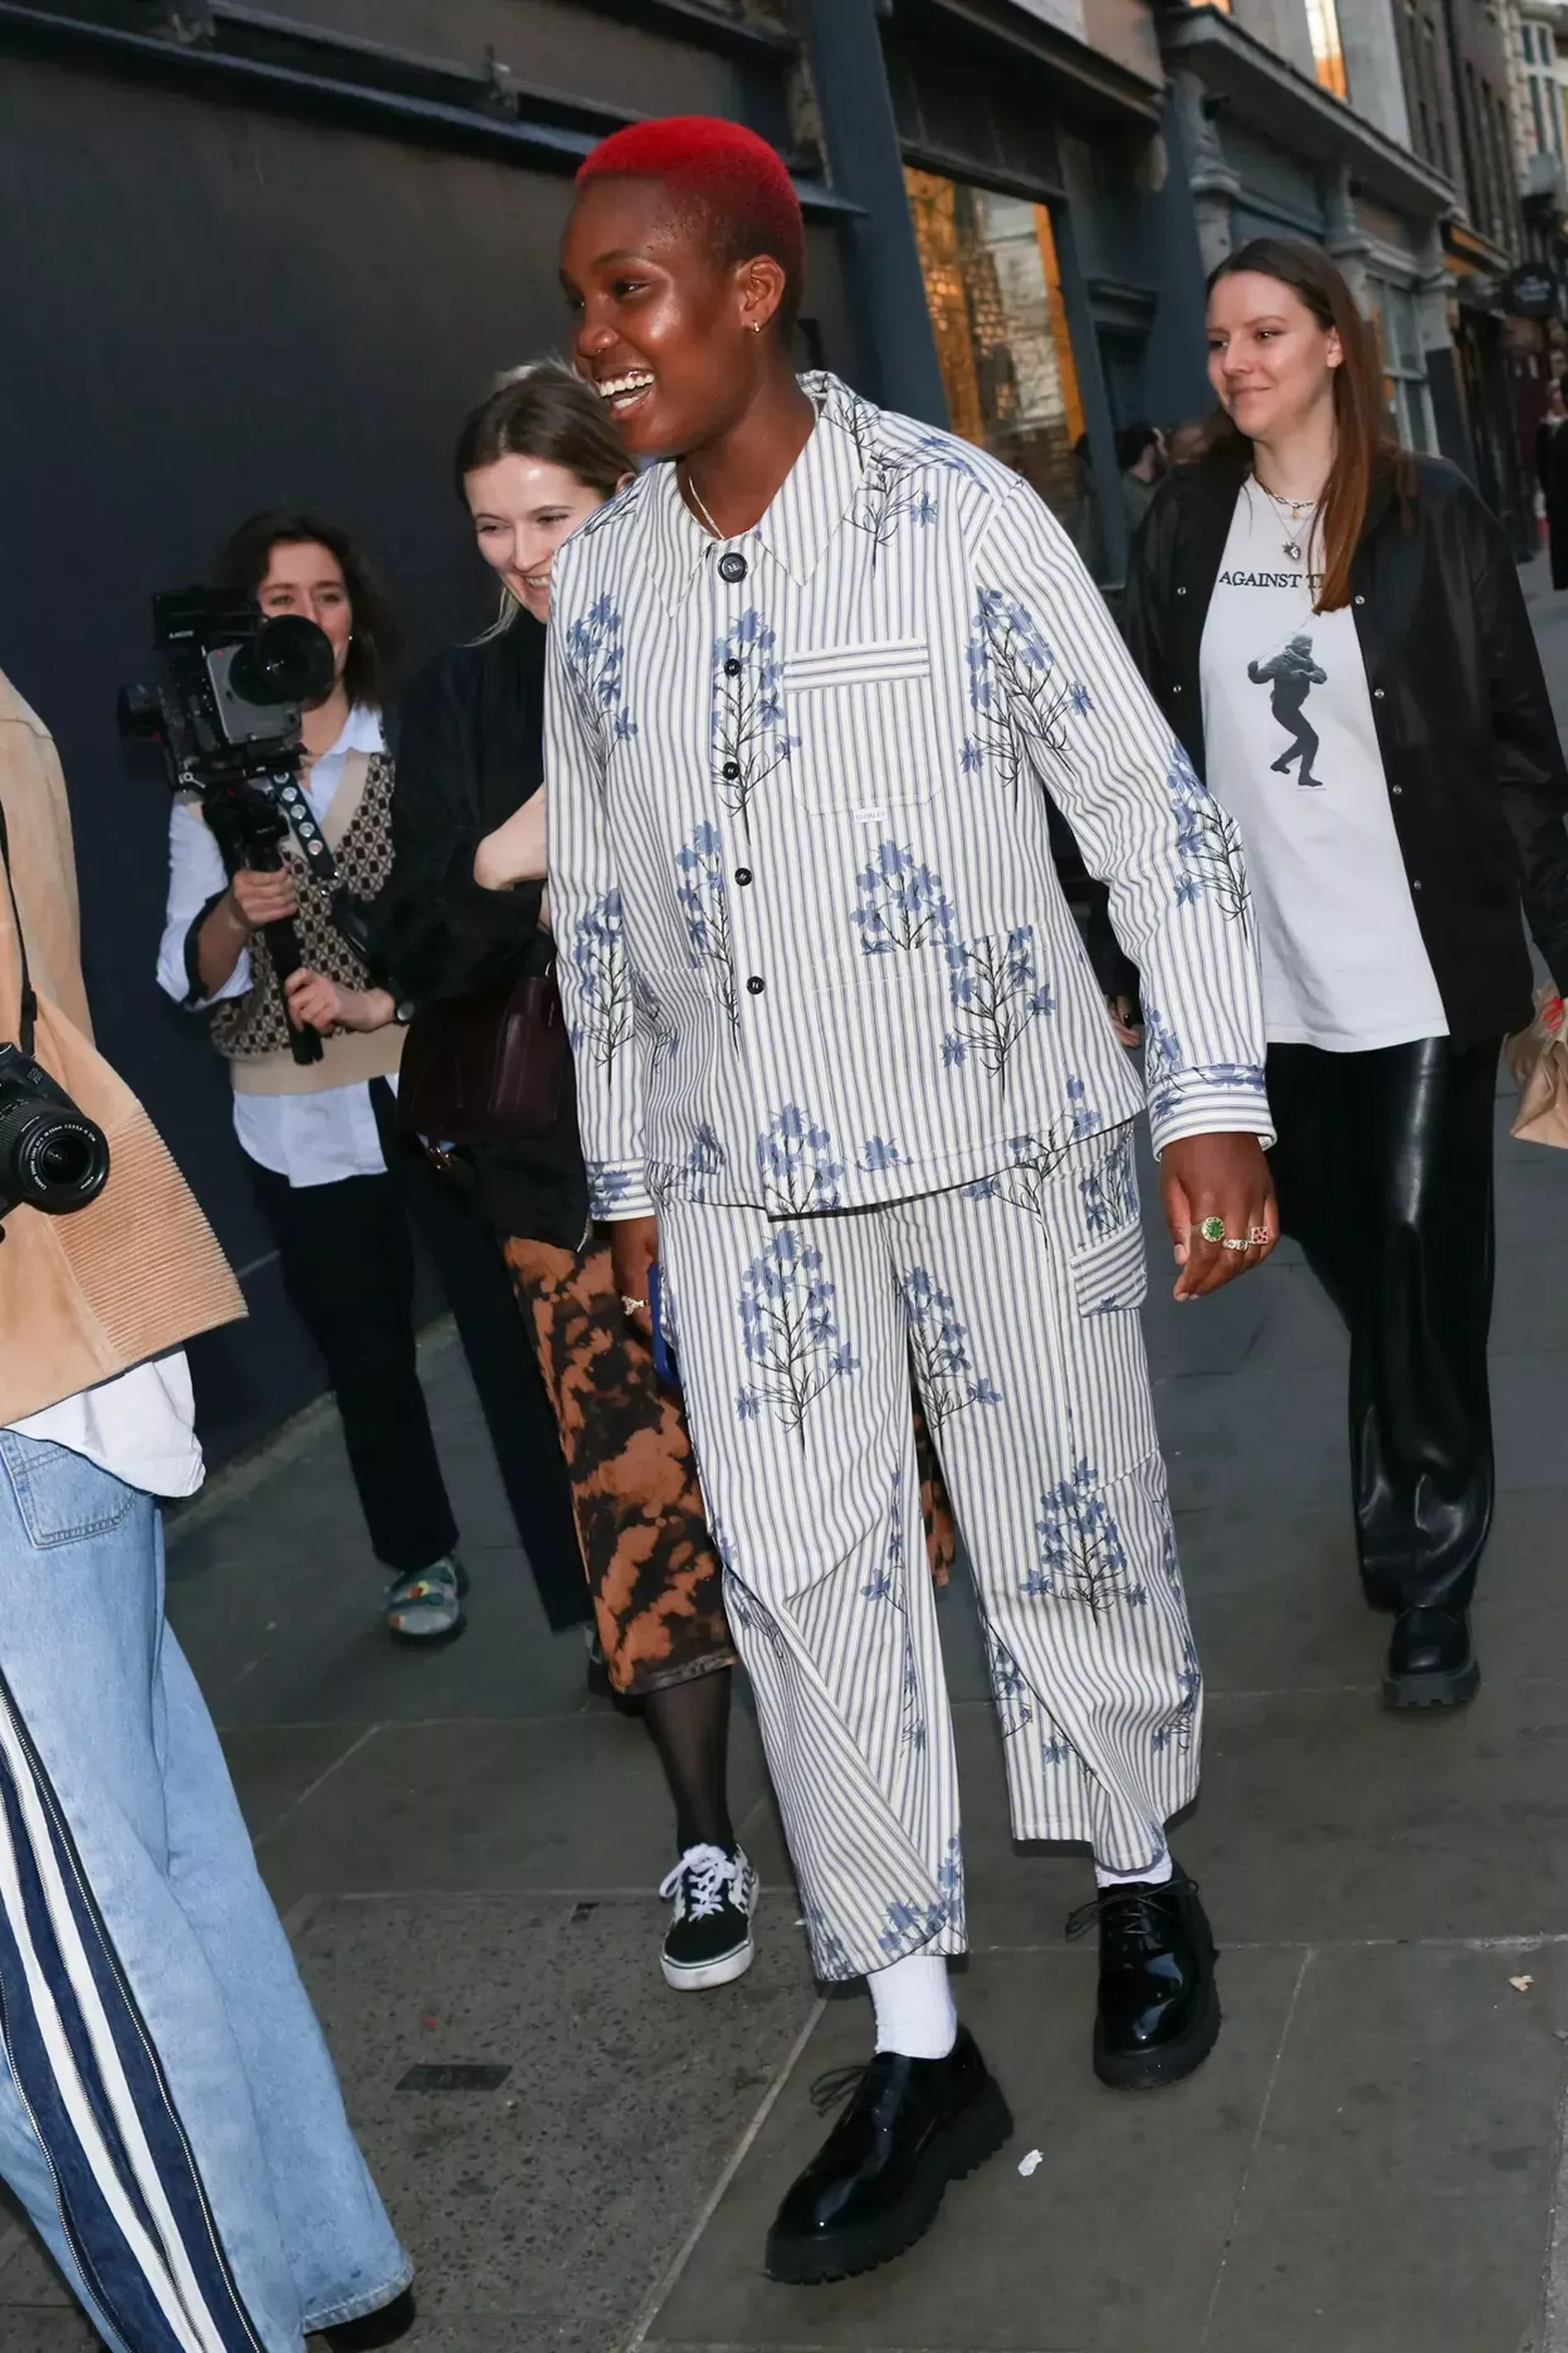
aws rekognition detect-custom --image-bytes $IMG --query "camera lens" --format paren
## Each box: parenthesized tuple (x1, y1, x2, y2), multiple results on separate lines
(17, 1115, 111, 1212)
(229, 615, 336, 710)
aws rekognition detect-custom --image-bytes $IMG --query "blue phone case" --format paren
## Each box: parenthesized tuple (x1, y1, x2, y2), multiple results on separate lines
(649, 1261, 679, 1387)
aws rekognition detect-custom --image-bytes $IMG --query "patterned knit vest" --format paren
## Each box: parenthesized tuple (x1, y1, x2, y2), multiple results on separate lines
(210, 750, 400, 1072)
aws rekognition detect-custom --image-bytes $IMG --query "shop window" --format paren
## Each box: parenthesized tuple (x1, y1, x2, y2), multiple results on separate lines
(904, 167, 1090, 536)
(1368, 280, 1436, 456)
(1305, 0, 1348, 99)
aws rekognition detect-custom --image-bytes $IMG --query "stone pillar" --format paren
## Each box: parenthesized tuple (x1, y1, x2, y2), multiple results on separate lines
(1170, 70, 1240, 276)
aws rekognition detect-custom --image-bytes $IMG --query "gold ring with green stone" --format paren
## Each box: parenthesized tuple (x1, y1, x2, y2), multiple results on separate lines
(1198, 1215, 1226, 1244)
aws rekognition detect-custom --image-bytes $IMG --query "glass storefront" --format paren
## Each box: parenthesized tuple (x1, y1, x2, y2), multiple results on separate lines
(904, 167, 1091, 538)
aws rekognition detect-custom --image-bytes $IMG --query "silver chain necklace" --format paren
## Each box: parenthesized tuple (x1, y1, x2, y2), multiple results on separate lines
(1251, 475, 1319, 566)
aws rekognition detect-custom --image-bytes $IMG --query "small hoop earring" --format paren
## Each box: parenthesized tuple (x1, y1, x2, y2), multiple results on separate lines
(749, 321, 763, 334)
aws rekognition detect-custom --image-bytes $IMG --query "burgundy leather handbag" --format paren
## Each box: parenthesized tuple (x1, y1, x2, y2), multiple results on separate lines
(396, 964, 569, 1145)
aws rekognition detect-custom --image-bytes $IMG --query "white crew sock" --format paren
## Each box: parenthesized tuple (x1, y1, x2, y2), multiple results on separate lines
(868, 1952, 958, 2059)
(1095, 1848, 1175, 1890)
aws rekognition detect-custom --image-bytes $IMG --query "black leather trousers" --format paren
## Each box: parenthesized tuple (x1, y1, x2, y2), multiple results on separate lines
(1266, 1037, 1500, 1613)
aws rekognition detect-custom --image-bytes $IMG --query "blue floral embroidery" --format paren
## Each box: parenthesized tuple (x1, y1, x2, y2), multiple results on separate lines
(711, 611, 796, 834)
(756, 1105, 846, 1215)
(564, 594, 637, 741)
(1065, 1073, 1098, 1136)
(1143, 1000, 1266, 1118)
(735, 1226, 858, 1434)
(1168, 748, 1249, 921)
(631, 967, 677, 1061)
(858, 1135, 908, 1174)
(1040, 1716, 1075, 1769)
(943, 926, 1054, 1084)
(986, 1627, 1034, 1739)
(835, 390, 942, 555)
(1027, 1451, 1131, 1614)
(806, 1906, 852, 1977)
(1079, 1132, 1136, 1236)
(588, 1161, 637, 1212)
(569, 890, 633, 1070)
(862, 1472, 906, 1605)
(878, 1897, 949, 1958)
(685, 1122, 727, 1178)
(852, 839, 955, 956)
(899, 1639, 928, 1754)
(673, 820, 737, 1036)
(963, 587, 1085, 796)
(900, 1268, 1003, 1429)
(964, 1122, 1072, 1216)
(1153, 1642, 1202, 1754)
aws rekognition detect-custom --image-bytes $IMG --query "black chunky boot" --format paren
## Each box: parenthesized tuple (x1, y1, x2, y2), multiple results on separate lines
(764, 2026, 1012, 2284)
(1070, 1864, 1221, 2091)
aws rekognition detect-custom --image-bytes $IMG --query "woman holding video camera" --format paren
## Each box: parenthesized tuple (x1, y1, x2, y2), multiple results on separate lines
(156, 512, 586, 1649)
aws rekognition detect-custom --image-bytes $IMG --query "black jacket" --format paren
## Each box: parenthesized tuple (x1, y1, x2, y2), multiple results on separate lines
(373, 618, 590, 1250)
(1123, 447, 1568, 1045)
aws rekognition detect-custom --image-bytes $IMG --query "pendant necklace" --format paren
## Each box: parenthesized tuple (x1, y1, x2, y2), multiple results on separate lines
(1253, 475, 1318, 566)
(679, 463, 725, 541)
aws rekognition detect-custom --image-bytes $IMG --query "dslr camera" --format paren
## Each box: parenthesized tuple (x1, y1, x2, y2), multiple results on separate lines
(0, 1043, 111, 1230)
(120, 589, 372, 1065)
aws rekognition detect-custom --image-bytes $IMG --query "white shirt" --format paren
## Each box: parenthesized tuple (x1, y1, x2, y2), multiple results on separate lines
(547, 371, 1271, 1223)
(1199, 487, 1448, 1052)
(155, 705, 393, 1187)
(8, 1354, 205, 1499)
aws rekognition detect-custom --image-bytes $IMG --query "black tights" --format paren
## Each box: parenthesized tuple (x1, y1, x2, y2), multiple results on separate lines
(642, 1667, 736, 1854)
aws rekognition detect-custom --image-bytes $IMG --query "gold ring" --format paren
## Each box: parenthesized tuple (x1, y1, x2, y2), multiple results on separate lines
(1249, 1226, 1270, 1248)
(621, 1295, 647, 1315)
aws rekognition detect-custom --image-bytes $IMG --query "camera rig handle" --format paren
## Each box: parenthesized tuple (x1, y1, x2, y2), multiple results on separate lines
(201, 781, 323, 1067)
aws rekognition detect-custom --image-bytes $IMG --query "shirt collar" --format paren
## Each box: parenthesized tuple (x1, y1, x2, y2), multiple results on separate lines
(645, 371, 873, 613)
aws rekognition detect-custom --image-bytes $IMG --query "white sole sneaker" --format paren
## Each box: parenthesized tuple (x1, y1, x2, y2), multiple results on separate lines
(660, 1924, 758, 1992)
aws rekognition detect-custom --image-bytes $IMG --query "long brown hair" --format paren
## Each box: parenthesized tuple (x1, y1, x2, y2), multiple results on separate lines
(1206, 238, 1404, 613)
(215, 510, 402, 710)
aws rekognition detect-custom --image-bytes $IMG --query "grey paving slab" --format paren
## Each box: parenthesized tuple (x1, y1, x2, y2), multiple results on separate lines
(1177, 1486, 1568, 1700)
(0, 2316, 96, 2350)
(646, 1943, 1304, 2353)
(288, 1892, 821, 2350)
(253, 1712, 772, 1912)
(1205, 1941, 1568, 2353)
(218, 1721, 372, 1843)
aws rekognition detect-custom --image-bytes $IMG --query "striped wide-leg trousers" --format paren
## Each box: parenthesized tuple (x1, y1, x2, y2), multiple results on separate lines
(658, 1123, 1201, 1982)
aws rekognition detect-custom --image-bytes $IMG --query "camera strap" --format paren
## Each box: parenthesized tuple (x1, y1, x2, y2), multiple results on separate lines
(0, 795, 37, 1057)
(273, 776, 342, 889)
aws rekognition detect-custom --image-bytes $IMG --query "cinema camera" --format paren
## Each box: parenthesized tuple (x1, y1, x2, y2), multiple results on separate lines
(120, 589, 374, 1065)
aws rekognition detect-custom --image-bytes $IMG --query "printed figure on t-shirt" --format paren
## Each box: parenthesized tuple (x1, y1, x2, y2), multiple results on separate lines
(1247, 631, 1327, 787)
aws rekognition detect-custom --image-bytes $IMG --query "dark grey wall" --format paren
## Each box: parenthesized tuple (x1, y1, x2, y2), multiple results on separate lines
(0, 21, 854, 1462)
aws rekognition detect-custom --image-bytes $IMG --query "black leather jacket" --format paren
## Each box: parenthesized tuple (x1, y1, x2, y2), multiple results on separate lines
(1124, 447, 1568, 1044)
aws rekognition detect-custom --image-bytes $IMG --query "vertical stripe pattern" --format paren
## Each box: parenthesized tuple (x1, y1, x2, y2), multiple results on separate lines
(547, 371, 1271, 1233)
(659, 1124, 1198, 1982)
(0, 1666, 265, 2353)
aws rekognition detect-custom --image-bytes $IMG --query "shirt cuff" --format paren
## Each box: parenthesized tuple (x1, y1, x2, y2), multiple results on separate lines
(1148, 1066, 1275, 1159)
(587, 1161, 656, 1221)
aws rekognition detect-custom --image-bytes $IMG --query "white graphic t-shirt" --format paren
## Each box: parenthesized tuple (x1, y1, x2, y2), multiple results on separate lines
(1199, 484, 1447, 1051)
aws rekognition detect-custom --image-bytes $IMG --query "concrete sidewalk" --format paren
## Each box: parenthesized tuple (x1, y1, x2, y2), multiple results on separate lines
(7, 577, 1568, 2353)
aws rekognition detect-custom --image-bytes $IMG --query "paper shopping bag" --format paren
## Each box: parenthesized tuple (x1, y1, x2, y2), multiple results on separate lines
(1504, 990, 1568, 1149)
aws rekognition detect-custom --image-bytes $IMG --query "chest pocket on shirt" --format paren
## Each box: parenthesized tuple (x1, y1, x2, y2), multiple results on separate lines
(782, 640, 939, 817)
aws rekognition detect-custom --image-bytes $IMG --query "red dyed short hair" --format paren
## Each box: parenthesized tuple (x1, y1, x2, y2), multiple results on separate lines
(577, 116, 805, 331)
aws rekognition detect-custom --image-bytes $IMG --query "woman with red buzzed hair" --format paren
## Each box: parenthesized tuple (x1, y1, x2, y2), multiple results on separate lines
(550, 115, 1274, 2283)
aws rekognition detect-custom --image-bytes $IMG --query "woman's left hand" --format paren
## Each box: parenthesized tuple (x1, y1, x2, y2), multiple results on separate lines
(284, 969, 395, 1035)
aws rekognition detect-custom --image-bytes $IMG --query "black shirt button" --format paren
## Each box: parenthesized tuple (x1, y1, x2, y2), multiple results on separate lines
(734, 867, 753, 886)
(746, 974, 765, 995)
(719, 552, 748, 583)
(1172, 683, 1183, 694)
(722, 760, 740, 780)
(725, 658, 742, 677)
(1373, 687, 1386, 701)
(1411, 879, 1423, 892)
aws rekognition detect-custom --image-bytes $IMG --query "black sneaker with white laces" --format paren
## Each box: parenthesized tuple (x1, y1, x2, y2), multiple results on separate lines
(659, 1843, 759, 1990)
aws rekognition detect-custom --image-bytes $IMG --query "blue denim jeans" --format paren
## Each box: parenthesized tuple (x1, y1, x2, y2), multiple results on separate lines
(0, 1430, 410, 2351)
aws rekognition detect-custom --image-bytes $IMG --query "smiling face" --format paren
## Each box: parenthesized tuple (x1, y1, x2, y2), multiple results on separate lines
(560, 173, 788, 461)
(256, 541, 352, 689)
(464, 454, 612, 623)
(1207, 272, 1342, 451)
